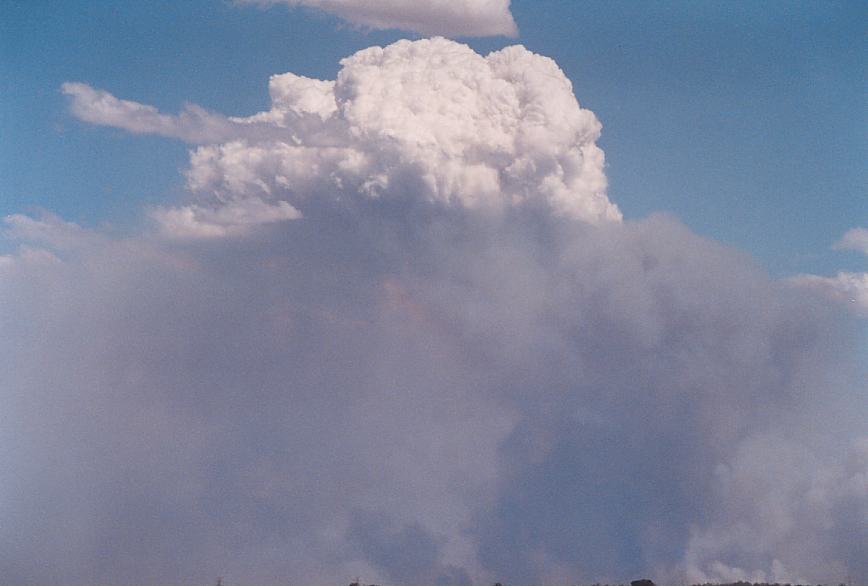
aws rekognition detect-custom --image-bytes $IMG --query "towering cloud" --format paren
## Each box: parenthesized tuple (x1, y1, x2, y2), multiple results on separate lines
(64, 39, 620, 237)
(3, 39, 866, 585)
(239, 0, 518, 37)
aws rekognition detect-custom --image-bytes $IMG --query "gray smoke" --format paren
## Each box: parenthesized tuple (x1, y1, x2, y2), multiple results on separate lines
(1, 38, 865, 586)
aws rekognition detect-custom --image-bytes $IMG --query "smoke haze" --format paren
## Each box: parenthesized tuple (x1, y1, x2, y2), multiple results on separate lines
(2, 38, 866, 586)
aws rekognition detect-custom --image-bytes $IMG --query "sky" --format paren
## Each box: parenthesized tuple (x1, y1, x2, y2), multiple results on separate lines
(2, 0, 865, 276)
(1, 2, 866, 585)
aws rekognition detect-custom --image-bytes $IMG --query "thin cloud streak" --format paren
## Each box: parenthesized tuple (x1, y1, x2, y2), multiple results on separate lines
(238, 0, 518, 37)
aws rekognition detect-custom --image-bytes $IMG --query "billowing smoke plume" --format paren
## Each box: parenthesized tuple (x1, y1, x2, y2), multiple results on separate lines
(3, 39, 866, 586)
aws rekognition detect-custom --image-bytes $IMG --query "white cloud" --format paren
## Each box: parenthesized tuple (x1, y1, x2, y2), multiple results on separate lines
(835, 226, 868, 256)
(788, 226, 868, 318)
(0, 248, 60, 275)
(790, 271, 868, 317)
(0, 214, 105, 277)
(0, 213, 102, 269)
(60, 82, 291, 145)
(65, 39, 621, 234)
(61, 82, 232, 143)
(150, 198, 301, 239)
(240, 0, 518, 37)
(3, 213, 89, 247)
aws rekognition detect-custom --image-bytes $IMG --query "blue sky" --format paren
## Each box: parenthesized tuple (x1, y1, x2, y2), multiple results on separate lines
(2, 0, 865, 275)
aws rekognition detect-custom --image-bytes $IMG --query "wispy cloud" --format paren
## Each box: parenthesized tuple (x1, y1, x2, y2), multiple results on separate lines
(835, 226, 868, 256)
(239, 0, 518, 37)
(61, 82, 288, 144)
(150, 199, 301, 240)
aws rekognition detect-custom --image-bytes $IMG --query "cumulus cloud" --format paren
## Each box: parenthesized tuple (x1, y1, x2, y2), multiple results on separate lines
(65, 39, 620, 237)
(239, 0, 518, 37)
(5, 40, 866, 586)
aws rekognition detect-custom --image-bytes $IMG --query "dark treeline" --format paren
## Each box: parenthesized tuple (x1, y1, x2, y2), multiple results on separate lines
(691, 583, 849, 586)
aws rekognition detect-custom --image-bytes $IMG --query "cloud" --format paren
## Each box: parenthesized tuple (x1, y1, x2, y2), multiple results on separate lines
(6, 39, 866, 586)
(789, 227, 868, 318)
(239, 0, 518, 37)
(835, 227, 868, 256)
(0, 213, 102, 274)
(150, 199, 301, 240)
(62, 82, 234, 143)
(2, 212, 99, 251)
(60, 82, 289, 145)
(66, 39, 621, 238)
(790, 272, 868, 317)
